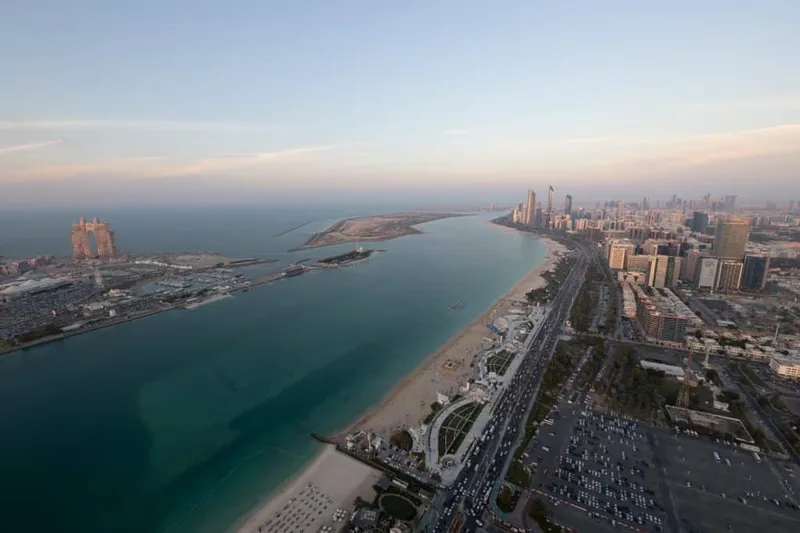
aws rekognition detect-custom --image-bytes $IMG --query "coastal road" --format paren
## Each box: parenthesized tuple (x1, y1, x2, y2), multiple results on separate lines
(426, 240, 590, 533)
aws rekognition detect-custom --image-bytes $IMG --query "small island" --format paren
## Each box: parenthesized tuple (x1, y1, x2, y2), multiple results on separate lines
(316, 247, 374, 268)
(298, 212, 461, 249)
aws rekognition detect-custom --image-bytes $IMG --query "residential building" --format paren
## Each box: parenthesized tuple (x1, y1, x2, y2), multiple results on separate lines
(696, 257, 719, 289)
(606, 240, 636, 270)
(692, 211, 709, 234)
(741, 255, 770, 291)
(715, 260, 743, 292)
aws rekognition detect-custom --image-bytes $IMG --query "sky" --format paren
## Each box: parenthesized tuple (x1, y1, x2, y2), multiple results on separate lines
(1, 0, 799, 207)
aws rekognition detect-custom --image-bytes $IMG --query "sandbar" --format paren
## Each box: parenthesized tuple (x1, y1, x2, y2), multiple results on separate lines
(298, 213, 462, 249)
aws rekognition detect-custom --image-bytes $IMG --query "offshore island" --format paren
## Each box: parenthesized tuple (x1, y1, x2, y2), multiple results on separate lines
(297, 212, 462, 249)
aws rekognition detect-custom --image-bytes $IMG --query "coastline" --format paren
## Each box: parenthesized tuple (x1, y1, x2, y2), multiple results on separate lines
(233, 234, 564, 532)
(336, 235, 563, 438)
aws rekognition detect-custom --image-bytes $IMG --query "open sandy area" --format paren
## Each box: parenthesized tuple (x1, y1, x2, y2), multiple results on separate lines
(235, 444, 382, 533)
(338, 235, 566, 438)
(300, 213, 459, 249)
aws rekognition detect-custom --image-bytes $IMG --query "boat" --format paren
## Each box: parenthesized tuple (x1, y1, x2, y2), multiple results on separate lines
(449, 301, 465, 311)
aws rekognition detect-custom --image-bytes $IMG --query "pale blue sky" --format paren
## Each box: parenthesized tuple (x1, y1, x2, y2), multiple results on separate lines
(1, 0, 799, 206)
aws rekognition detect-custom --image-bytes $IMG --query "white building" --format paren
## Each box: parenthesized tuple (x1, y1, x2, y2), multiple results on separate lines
(769, 354, 800, 379)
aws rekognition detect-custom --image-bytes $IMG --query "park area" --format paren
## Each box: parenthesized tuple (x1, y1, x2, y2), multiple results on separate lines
(437, 402, 484, 456)
(487, 349, 516, 376)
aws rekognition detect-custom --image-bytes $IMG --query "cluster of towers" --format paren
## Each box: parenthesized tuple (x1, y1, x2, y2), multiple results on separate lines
(71, 217, 119, 260)
(512, 185, 569, 228)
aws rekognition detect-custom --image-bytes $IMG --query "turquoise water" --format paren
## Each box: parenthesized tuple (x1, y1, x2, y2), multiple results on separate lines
(0, 210, 544, 533)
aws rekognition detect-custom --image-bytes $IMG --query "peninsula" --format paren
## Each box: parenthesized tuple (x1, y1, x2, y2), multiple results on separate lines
(298, 212, 461, 249)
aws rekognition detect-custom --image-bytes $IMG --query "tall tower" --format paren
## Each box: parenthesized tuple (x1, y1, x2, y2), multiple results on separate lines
(714, 218, 749, 260)
(525, 189, 536, 225)
(547, 186, 554, 215)
(564, 194, 573, 215)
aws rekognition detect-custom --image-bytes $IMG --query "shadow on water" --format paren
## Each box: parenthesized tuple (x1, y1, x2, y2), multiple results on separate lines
(143, 338, 388, 533)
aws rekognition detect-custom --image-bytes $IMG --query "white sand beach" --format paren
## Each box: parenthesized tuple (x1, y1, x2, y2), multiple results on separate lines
(236, 444, 382, 533)
(339, 236, 565, 438)
(235, 233, 565, 531)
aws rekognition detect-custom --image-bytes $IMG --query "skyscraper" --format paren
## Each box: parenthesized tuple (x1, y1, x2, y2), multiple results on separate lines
(564, 194, 573, 215)
(525, 189, 536, 225)
(741, 255, 770, 291)
(547, 186, 554, 215)
(714, 218, 750, 260)
(692, 211, 709, 234)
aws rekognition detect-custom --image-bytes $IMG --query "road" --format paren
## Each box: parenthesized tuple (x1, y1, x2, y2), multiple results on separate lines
(423, 240, 590, 533)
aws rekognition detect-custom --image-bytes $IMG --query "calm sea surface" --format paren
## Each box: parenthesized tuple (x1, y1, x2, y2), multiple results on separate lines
(0, 207, 544, 533)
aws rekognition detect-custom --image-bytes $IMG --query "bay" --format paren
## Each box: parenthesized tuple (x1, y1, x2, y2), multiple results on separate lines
(0, 208, 544, 533)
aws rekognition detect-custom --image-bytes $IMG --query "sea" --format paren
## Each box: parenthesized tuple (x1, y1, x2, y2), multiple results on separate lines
(0, 206, 545, 533)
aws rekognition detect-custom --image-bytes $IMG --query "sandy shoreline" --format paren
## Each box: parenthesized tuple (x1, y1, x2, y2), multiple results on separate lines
(234, 233, 565, 531)
(336, 235, 564, 438)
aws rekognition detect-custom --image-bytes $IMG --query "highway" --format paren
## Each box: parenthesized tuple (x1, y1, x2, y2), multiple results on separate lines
(424, 240, 590, 533)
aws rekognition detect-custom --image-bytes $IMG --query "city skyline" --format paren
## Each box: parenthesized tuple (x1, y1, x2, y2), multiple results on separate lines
(2, 1, 799, 207)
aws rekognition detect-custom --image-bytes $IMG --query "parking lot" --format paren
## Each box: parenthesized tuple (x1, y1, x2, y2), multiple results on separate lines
(536, 408, 668, 532)
(656, 427, 800, 533)
(527, 398, 800, 533)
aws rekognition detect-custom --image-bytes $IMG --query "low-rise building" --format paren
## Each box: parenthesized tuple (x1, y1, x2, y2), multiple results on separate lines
(769, 354, 800, 378)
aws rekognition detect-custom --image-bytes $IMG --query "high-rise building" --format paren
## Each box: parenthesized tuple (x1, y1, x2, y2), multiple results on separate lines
(696, 257, 719, 288)
(547, 186, 554, 216)
(71, 217, 119, 260)
(682, 250, 705, 282)
(626, 254, 653, 273)
(525, 189, 536, 225)
(564, 194, 573, 215)
(724, 195, 737, 210)
(650, 255, 669, 288)
(714, 218, 750, 260)
(692, 211, 709, 234)
(665, 256, 682, 288)
(715, 260, 743, 292)
(741, 255, 770, 291)
(606, 240, 636, 270)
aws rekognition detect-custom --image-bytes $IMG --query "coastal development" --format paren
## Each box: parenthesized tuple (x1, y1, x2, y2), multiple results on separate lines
(299, 213, 461, 249)
(1, 214, 400, 355)
(238, 192, 800, 533)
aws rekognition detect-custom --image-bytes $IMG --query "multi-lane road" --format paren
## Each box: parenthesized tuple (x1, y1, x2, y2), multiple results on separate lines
(425, 242, 590, 533)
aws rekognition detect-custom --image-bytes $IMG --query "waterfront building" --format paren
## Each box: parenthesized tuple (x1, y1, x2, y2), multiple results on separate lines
(714, 260, 743, 292)
(741, 255, 770, 291)
(564, 194, 573, 216)
(71, 217, 119, 259)
(547, 185, 554, 216)
(525, 189, 536, 225)
(714, 218, 749, 260)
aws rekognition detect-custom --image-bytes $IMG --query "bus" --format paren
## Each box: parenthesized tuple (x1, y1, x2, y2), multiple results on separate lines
(753, 452, 762, 463)
(713, 452, 721, 463)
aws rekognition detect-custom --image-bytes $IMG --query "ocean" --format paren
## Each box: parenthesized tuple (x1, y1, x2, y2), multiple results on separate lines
(0, 207, 545, 533)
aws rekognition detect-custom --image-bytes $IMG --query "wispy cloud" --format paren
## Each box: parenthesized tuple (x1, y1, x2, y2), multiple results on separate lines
(0, 139, 63, 155)
(1, 145, 342, 182)
(687, 97, 800, 112)
(443, 128, 471, 136)
(0, 120, 269, 132)
(165, 145, 339, 176)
